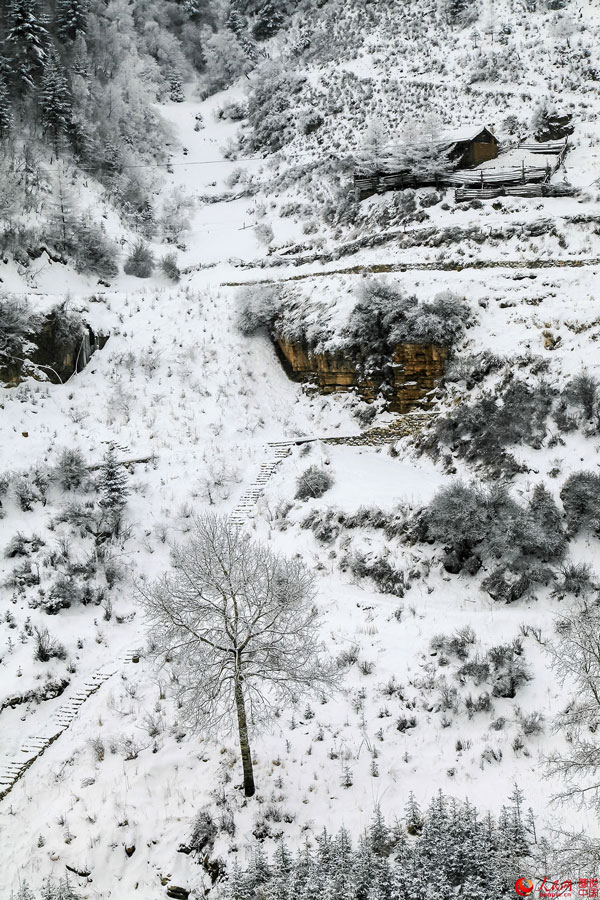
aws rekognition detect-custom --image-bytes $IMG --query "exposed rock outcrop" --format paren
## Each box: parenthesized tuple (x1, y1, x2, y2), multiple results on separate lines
(276, 338, 447, 412)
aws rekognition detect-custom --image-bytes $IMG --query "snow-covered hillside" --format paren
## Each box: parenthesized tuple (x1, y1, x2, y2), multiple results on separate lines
(3, 0, 600, 897)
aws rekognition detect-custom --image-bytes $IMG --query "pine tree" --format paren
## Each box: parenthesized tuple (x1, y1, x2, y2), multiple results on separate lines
(252, 1, 285, 40)
(404, 791, 423, 836)
(97, 446, 129, 531)
(370, 805, 391, 856)
(6, 0, 49, 89)
(266, 842, 292, 900)
(168, 69, 185, 103)
(56, 0, 88, 41)
(39, 47, 72, 142)
(0, 74, 13, 138)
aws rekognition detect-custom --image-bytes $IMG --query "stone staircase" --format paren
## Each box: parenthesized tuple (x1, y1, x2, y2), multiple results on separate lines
(230, 445, 292, 527)
(229, 413, 436, 528)
(0, 650, 138, 801)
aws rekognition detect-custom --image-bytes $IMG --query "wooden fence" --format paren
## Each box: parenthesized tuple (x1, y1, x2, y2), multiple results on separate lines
(353, 139, 569, 201)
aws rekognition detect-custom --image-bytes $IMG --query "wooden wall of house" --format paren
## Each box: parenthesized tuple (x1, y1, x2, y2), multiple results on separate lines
(469, 140, 498, 165)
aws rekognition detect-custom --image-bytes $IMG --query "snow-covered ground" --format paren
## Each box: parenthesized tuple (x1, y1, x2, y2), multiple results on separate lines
(4, 1, 600, 893)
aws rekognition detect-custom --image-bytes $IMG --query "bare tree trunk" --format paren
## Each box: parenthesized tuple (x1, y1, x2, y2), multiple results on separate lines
(234, 669, 255, 797)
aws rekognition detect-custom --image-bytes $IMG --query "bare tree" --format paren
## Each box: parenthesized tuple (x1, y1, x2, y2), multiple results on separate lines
(546, 602, 600, 810)
(137, 514, 335, 797)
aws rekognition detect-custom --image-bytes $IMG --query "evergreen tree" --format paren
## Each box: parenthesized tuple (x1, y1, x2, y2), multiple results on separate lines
(6, 0, 48, 89)
(168, 68, 185, 102)
(56, 0, 88, 41)
(252, 0, 285, 40)
(352, 835, 375, 900)
(0, 74, 13, 138)
(97, 446, 129, 531)
(370, 805, 391, 856)
(404, 791, 423, 835)
(266, 842, 292, 900)
(39, 48, 72, 144)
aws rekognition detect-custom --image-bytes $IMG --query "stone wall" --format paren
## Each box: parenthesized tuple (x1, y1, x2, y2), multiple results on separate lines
(276, 338, 448, 413)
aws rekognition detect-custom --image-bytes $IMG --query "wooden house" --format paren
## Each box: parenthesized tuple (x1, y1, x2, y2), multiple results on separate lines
(353, 124, 499, 199)
(441, 125, 499, 166)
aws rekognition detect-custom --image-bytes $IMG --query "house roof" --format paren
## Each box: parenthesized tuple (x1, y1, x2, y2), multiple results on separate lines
(439, 125, 496, 143)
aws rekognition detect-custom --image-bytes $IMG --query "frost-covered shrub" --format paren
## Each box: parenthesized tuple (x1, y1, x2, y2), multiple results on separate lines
(189, 810, 217, 854)
(34, 626, 67, 662)
(160, 251, 180, 281)
(236, 284, 284, 336)
(54, 448, 88, 491)
(425, 379, 554, 476)
(43, 575, 85, 613)
(5, 532, 44, 558)
(425, 480, 565, 588)
(73, 216, 119, 279)
(255, 222, 274, 246)
(349, 552, 406, 596)
(554, 561, 596, 597)
(342, 281, 471, 379)
(54, 499, 97, 537)
(487, 641, 529, 698)
(301, 508, 344, 543)
(565, 373, 598, 422)
(295, 465, 334, 500)
(0, 298, 35, 366)
(431, 626, 476, 661)
(560, 471, 600, 535)
(124, 240, 154, 278)
(14, 477, 38, 512)
(246, 65, 306, 152)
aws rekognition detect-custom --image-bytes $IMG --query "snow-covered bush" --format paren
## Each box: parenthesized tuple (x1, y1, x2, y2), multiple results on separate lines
(294, 465, 334, 500)
(124, 240, 155, 278)
(34, 626, 67, 662)
(54, 448, 88, 491)
(349, 551, 406, 596)
(424, 480, 566, 582)
(73, 217, 119, 279)
(188, 809, 217, 854)
(560, 471, 600, 536)
(236, 284, 284, 335)
(160, 251, 180, 281)
(342, 281, 472, 381)
(425, 378, 555, 476)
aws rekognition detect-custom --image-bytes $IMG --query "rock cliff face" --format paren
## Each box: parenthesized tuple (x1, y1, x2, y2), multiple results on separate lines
(0, 311, 107, 387)
(276, 338, 447, 412)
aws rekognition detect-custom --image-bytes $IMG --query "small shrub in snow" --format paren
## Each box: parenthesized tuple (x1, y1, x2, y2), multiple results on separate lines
(554, 561, 595, 597)
(337, 645, 359, 668)
(565, 373, 598, 422)
(396, 714, 418, 732)
(34, 626, 67, 662)
(160, 251, 180, 281)
(236, 284, 283, 336)
(124, 240, 154, 278)
(301, 508, 344, 543)
(255, 222, 274, 246)
(349, 551, 406, 596)
(516, 709, 545, 736)
(294, 465, 333, 500)
(54, 448, 88, 491)
(14, 477, 38, 511)
(5, 532, 44, 558)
